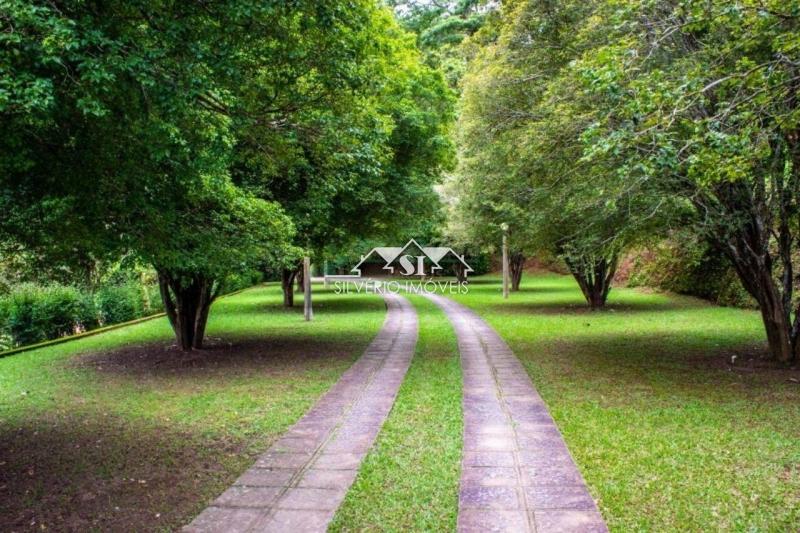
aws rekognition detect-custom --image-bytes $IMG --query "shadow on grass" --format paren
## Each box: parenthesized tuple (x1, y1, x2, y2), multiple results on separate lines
(481, 299, 694, 315)
(517, 328, 800, 401)
(464, 280, 708, 315)
(70, 333, 365, 379)
(0, 415, 244, 532)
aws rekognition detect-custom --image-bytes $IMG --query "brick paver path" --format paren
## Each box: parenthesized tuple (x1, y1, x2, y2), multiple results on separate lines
(423, 293, 607, 533)
(184, 293, 418, 532)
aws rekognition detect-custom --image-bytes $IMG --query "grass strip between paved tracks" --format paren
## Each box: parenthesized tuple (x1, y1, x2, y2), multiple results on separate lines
(331, 294, 463, 532)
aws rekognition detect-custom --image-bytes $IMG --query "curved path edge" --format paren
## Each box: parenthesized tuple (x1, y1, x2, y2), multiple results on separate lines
(184, 293, 418, 533)
(421, 293, 608, 533)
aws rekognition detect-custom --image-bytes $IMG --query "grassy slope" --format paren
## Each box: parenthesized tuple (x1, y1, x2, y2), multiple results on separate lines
(331, 294, 463, 532)
(452, 274, 800, 531)
(0, 284, 384, 531)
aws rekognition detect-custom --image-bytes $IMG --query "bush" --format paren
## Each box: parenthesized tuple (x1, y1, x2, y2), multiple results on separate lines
(4, 285, 41, 346)
(36, 285, 98, 338)
(222, 270, 263, 295)
(0, 269, 259, 350)
(0, 269, 173, 350)
(625, 236, 755, 308)
(0, 298, 12, 350)
(95, 282, 145, 325)
(0, 284, 99, 347)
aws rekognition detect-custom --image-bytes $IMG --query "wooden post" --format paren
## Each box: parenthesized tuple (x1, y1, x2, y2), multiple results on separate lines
(502, 226, 509, 299)
(303, 256, 313, 321)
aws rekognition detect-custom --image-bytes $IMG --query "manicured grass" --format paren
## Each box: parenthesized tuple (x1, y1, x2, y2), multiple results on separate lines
(0, 284, 385, 531)
(452, 273, 800, 531)
(331, 294, 463, 532)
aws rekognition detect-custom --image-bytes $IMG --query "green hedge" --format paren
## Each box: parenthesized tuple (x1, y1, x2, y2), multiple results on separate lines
(96, 282, 146, 325)
(0, 271, 261, 350)
(222, 270, 263, 294)
(0, 281, 159, 349)
(0, 284, 98, 347)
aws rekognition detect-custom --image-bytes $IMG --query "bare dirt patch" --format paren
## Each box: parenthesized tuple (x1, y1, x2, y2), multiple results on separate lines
(69, 336, 361, 378)
(0, 415, 248, 533)
(683, 345, 800, 378)
(2, 335, 365, 531)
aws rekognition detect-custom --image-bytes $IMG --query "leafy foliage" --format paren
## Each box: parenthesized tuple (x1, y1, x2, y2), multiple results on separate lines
(392, 0, 495, 87)
(626, 237, 755, 309)
(1, 1, 454, 347)
(0, 284, 97, 346)
(567, 0, 800, 360)
(1, 0, 296, 277)
(233, 4, 455, 266)
(95, 283, 146, 326)
(454, 0, 676, 306)
(454, 0, 800, 358)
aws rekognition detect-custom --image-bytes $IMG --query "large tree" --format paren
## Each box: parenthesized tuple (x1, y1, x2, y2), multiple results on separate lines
(0, 1, 307, 349)
(569, 0, 800, 361)
(232, 4, 455, 306)
(455, 0, 671, 307)
(391, 0, 493, 88)
(2, 0, 454, 346)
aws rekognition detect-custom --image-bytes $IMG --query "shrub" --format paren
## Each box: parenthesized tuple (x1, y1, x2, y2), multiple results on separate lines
(95, 282, 145, 325)
(0, 297, 12, 350)
(34, 285, 98, 339)
(625, 236, 755, 308)
(222, 270, 263, 295)
(4, 284, 45, 346)
(0, 284, 99, 347)
(0, 269, 261, 350)
(0, 272, 172, 350)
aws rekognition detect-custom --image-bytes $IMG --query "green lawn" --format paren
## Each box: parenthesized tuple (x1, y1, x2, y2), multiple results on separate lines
(452, 273, 800, 531)
(331, 295, 463, 532)
(2, 274, 799, 531)
(0, 284, 385, 532)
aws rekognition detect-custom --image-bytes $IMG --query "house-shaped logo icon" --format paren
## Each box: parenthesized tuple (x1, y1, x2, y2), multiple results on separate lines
(350, 239, 473, 278)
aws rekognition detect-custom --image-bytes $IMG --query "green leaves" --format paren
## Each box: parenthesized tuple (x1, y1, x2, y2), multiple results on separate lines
(230, 2, 455, 258)
(1, 1, 299, 280)
(455, 0, 800, 355)
(1, 0, 454, 292)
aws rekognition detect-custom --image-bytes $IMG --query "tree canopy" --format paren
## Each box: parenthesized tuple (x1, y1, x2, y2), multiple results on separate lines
(1, 0, 453, 348)
(453, 0, 800, 360)
(571, 0, 800, 360)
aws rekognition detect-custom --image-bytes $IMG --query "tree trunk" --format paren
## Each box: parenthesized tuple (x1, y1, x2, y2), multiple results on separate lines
(303, 256, 313, 321)
(718, 209, 794, 363)
(757, 286, 793, 363)
(158, 271, 219, 351)
(694, 176, 797, 363)
(564, 255, 618, 309)
(281, 268, 297, 307)
(725, 247, 794, 362)
(510, 252, 525, 291)
(454, 262, 467, 283)
(296, 266, 304, 292)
